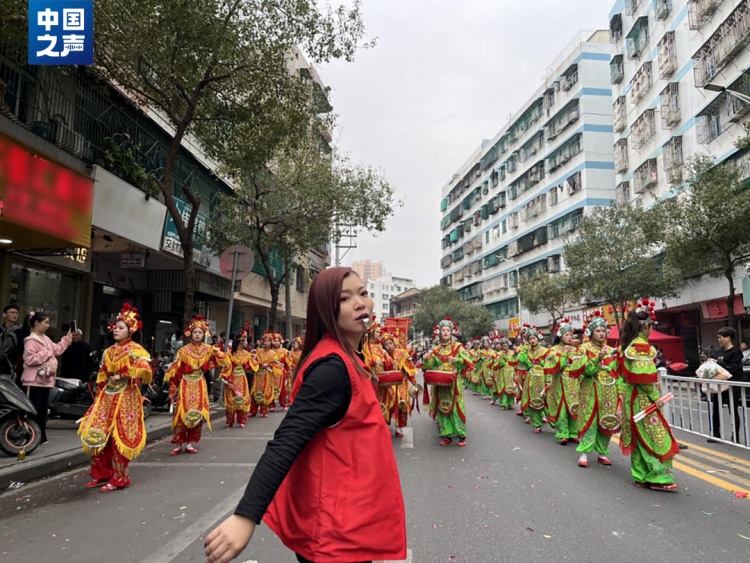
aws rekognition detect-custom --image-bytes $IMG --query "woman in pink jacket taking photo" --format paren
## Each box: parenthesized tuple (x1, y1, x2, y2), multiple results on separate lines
(21, 312, 72, 445)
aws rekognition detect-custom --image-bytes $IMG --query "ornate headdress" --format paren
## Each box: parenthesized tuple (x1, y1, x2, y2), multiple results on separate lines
(437, 317, 460, 339)
(525, 326, 542, 341)
(260, 329, 274, 341)
(380, 330, 396, 343)
(555, 317, 573, 339)
(184, 315, 210, 337)
(583, 309, 607, 338)
(238, 322, 251, 343)
(498, 334, 511, 347)
(113, 302, 142, 334)
(635, 298, 658, 324)
(292, 334, 303, 347)
(272, 330, 284, 342)
(480, 335, 491, 345)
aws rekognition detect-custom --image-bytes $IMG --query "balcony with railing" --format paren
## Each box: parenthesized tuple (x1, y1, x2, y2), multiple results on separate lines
(0, 47, 224, 207)
(545, 99, 580, 141)
(610, 13, 623, 43)
(616, 181, 631, 205)
(633, 158, 658, 194)
(632, 109, 657, 149)
(560, 65, 579, 92)
(692, 0, 750, 88)
(614, 96, 627, 133)
(658, 31, 677, 78)
(546, 133, 582, 173)
(610, 55, 625, 84)
(624, 0, 645, 16)
(660, 82, 681, 128)
(630, 61, 653, 104)
(696, 69, 750, 143)
(689, 0, 725, 30)
(615, 139, 629, 174)
(662, 136, 684, 184)
(626, 16, 650, 59)
(653, 0, 673, 20)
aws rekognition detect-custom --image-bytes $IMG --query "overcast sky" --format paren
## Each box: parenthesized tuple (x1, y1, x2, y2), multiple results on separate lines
(319, 0, 614, 287)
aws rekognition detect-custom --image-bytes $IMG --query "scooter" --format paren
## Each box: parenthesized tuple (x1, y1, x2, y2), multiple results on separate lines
(0, 375, 42, 456)
(48, 376, 96, 421)
(141, 356, 172, 413)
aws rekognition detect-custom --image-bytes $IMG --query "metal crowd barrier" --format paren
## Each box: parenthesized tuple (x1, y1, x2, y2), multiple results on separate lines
(657, 367, 750, 450)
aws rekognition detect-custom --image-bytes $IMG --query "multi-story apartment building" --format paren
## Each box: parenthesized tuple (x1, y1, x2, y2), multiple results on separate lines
(609, 0, 750, 354)
(439, 31, 616, 336)
(351, 259, 387, 282)
(366, 275, 416, 320)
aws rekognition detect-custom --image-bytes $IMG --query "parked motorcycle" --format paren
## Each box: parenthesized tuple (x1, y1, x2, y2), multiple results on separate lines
(0, 375, 42, 456)
(48, 376, 96, 421)
(141, 355, 172, 413)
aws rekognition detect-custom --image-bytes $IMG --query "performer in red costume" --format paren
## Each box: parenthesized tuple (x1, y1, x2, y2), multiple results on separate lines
(165, 315, 231, 455)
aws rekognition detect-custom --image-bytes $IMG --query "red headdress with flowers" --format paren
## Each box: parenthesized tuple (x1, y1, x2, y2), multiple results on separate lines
(635, 298, 658, 324)
(112, 302, 142, 334)
(260, 329, 274, 342)
(238, 321, 251, 342)
(184, 314, 211, 337)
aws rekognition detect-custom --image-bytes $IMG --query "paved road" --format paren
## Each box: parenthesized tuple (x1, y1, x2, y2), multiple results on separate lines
(1, 393, 749, 562)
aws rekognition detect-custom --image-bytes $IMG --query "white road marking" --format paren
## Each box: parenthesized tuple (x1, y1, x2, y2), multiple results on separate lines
(380, 548, 413, 563)
(149, 485, 245, 563)
(131, 462, 257, 468)
(400, 427, 414, 449)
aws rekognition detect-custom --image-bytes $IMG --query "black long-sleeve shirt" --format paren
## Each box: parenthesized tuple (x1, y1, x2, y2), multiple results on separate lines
(717, 346, 746, 382)
(234, 355, 352, 524)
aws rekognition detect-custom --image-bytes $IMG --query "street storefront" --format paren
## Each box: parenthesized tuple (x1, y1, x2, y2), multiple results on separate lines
(0, 133, 94, 331)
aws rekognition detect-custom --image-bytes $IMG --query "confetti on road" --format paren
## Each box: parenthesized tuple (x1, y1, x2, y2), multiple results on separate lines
(701, 511, 713, 516)
(543, 534, 551, 539)
(734, 491, 748, 499)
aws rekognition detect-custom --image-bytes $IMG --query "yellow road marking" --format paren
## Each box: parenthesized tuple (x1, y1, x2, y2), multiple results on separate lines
(610, 436, 750, 495)
(671, 438, 750, 469)
(672, 460, 750, 495)
(675, 454, 750, 490)
(675, 443, 750, 478)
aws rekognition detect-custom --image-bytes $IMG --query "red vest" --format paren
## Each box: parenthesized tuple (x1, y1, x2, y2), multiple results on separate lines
(264, 336, 407, 562)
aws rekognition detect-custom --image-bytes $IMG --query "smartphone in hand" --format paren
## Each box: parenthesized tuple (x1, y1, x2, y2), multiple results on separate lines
(70, 320, 77, 332)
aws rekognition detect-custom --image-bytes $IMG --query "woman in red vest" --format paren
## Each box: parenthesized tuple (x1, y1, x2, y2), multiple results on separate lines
(205, 267, 407, 563)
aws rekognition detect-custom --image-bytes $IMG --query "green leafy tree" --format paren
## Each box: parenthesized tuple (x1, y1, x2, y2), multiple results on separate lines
(208, 140, 398, 329)
(653, 155, 750, 330)
(516, 272, 580, 333)
(564, 202, 680, 324)
(413, 286, 495, 341)
(93, 0, 370, 325)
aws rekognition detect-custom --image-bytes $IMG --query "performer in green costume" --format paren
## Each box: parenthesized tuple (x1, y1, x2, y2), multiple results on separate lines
(544, 319, 582, 445)
(467, 340, 481, 395)
(517, 327, 550, 433)
(476, 336, 496, 400)
(616, 301, 680, 491)
(574, 310, 619, 468)
(493, 337, 517, 409)
(423, 318, 474, 447)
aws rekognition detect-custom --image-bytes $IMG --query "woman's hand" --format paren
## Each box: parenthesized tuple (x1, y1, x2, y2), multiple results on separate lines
(204, 515, 256, 563)
(655, 398, 665, 409)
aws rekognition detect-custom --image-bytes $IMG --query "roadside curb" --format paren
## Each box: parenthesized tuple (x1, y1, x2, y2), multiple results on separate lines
(0, 407, 225, 491)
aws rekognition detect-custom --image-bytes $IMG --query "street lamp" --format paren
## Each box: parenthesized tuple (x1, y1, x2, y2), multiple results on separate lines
(703, 83, 750, 104)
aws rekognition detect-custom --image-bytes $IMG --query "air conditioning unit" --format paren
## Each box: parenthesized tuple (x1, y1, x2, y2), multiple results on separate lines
(483, 187, 489, 195)
(54, 123, 85, 157)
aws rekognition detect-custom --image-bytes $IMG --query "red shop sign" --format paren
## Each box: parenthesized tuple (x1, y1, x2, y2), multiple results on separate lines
(0, 135, 93, 247)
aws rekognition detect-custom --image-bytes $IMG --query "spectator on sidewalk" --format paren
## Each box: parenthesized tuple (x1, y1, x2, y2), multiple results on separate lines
(21, 313, 72, 445)
(59, 329, 93, 381)
(709, 327, 745, 444)
(741, 341, 749, 361)
(1, 304, 22, 377)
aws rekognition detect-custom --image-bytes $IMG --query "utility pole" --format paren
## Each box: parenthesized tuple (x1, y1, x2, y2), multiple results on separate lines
(334, 224, 357, 267)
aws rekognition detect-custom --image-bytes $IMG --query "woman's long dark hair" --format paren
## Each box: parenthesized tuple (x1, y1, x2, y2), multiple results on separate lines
(293, 267, 371, 381)
(619, 310, 650, 351)
(25, 312, 49, 333)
